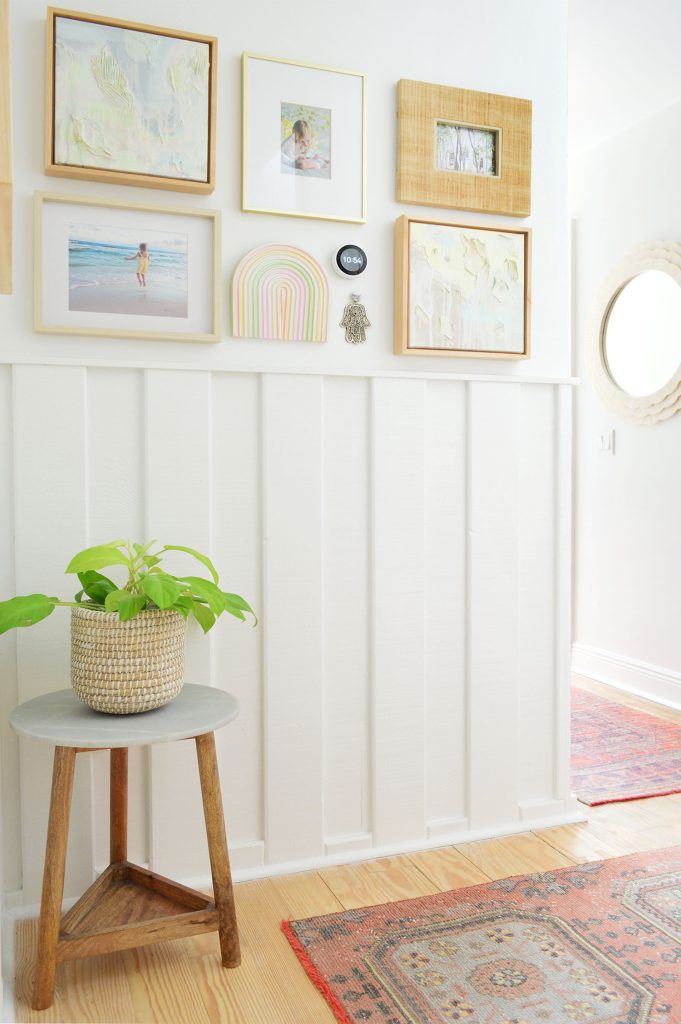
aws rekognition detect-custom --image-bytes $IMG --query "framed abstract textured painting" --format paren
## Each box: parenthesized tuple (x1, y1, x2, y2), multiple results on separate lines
(45, 8, 217, 193)
(396, 79, 531, 217)
(394, 215, 531, 359)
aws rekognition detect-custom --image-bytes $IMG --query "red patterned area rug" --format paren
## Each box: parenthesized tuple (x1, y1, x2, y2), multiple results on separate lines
(283, 847, 681, 1024)
(572, 687, 681, 806)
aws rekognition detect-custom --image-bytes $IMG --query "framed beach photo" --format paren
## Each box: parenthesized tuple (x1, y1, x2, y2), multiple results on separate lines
(45, 8, 217, 193)
(394, 215, 531, 359)
(242, 53, 367, 223)
(35, 192, 220, 342)
(397, 80, 531, 217)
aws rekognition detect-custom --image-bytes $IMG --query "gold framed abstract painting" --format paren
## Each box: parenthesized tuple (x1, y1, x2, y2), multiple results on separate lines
(45, 8, 217, 193)
(394, 215, 531, 359)
(396, 79, 531, 217)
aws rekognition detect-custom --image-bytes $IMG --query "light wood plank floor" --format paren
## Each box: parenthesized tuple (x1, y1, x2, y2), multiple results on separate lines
(14, 676, 681, 1023)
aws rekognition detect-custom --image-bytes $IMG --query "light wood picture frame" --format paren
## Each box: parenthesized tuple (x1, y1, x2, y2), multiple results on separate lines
(35, 192, 221, 343)
(0, 0, 12, 294)
(396, 79, 531, 217)
(395, 215, 531, 359)
(242, 52, 367, 223)
(45, 8, 217, 194)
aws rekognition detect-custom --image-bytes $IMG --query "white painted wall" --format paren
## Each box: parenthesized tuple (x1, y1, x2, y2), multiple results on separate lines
(0, 0, 573, 927)
(571, 102, 681, 701)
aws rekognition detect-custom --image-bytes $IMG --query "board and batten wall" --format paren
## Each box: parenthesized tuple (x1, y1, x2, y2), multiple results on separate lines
(0, 0, 574, 919)
(0, 364, 576, 905)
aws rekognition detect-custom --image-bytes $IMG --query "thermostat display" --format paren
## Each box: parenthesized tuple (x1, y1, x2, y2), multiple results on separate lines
(334, 244, 367, 277)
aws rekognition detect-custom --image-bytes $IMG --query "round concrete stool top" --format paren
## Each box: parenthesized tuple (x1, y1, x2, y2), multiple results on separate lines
(10, 684, 239, 748)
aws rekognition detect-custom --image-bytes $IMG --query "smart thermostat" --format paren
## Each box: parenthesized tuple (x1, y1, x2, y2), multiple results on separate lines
(334, 244, 367, 278)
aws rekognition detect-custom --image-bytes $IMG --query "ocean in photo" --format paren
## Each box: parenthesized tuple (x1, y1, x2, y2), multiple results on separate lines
(68, 237, 189, 318)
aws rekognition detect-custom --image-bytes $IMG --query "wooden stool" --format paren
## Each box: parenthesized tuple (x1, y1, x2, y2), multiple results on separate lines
(10, 685, 241, 1011)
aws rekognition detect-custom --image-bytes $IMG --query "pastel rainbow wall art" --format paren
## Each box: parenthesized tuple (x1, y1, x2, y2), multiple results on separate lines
(232, 244, 329, 343)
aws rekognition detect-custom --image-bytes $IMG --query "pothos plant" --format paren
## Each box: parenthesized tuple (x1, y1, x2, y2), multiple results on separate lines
(0, 540, 257, 635)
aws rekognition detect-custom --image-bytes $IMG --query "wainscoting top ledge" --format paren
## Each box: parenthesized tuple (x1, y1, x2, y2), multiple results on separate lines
(4, 356, 581, 386)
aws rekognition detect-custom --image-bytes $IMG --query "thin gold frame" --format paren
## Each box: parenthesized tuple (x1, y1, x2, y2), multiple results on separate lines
(242, 52, 367, 224)
(34, 191, 221, 343)
(45, 7, 218, 194)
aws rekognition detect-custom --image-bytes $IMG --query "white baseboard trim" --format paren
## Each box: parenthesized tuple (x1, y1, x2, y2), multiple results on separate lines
(572, 643, 681, 711)
(222, 806, 587, 884)
(427, 817, 469, 838)
(324, 833, 373, 856)
(6, 806, 586, 923)
(518, 797, 579, 821)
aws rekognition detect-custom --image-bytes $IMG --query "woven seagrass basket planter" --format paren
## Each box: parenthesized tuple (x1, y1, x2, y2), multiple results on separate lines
(71, 606, 186, 715)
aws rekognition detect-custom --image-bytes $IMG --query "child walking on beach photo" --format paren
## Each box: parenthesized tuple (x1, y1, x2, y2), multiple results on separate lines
(125, 242, 150, 288)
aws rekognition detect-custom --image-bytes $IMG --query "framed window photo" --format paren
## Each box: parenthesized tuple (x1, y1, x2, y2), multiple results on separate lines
(395, 215, 531, 359)
(45, 8, 217, 193)
(35, 192, 220, 343)
(396, 80, 531, 217)
(242, 53, 367, 223)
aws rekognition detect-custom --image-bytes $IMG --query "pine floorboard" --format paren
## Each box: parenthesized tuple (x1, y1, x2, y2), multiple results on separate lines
(14, 676, 681, 1023)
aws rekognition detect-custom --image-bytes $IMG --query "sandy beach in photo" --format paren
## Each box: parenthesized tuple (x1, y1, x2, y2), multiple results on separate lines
(69, 279, 188, 317)
(68, 227, 189, 319)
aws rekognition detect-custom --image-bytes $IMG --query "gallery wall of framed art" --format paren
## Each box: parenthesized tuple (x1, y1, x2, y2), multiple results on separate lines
(0, 0, 571, 380)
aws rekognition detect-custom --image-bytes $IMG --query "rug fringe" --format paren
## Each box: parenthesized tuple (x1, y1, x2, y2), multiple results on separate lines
(586, 786, 681, 807)
(281, 919, 355, 1024)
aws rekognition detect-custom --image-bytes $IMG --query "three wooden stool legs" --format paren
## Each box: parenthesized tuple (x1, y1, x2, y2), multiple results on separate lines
(33, 733, 240, 1011)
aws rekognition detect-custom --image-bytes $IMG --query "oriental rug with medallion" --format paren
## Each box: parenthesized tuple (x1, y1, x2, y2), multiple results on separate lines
(283, 847, 681, 1024)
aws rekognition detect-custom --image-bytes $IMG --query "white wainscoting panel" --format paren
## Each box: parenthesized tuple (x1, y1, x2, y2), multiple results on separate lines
(0, 366, 576, 902)
(424, 380, 467, 836)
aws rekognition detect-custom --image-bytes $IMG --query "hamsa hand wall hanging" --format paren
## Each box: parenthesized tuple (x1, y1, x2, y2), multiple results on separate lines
(340, 294, 371, 344)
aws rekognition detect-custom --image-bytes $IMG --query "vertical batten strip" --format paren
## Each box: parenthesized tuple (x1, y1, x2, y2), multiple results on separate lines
(516, 384, 558, 813)
(322, 376, 371, 850)
(468, 381, 521, 830)
(463, 381, 473, 826)
(262, 374, 324, 863)
(371, 377, 427, 845)
(424, 380, 467, 836)
(211, 372, 264, 860)
(86, 369, 148, 870)
(145, 369, 213, 880)
(553, 385, 574, 805)
(260, 374, 270, 859)
(12, 365, 94, 901)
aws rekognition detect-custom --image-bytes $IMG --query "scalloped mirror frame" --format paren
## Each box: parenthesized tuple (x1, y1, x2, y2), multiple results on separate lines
(589, 241, 681, 424)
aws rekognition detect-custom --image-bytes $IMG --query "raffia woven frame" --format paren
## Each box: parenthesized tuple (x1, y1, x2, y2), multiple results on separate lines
(396, 79, 531, 217)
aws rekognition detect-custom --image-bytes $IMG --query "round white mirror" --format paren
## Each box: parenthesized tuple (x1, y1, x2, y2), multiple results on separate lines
(604, 270, 681, 397)
(590, 243, 681, 423)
